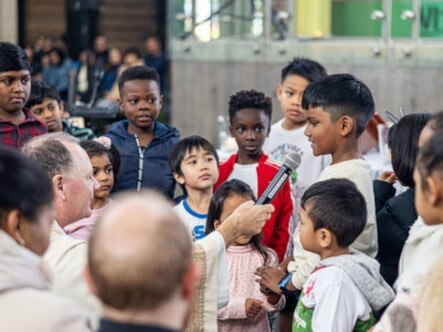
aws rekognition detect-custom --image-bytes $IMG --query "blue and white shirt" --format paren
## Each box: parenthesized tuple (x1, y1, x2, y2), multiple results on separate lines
(173, 198, 207, 241)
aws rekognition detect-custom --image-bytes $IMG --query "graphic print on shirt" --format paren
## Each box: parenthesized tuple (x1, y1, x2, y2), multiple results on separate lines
(173, 199, 207, 241)
(192, 224, 206, 241)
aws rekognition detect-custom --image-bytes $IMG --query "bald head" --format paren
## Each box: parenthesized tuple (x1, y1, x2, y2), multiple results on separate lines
(88, 191, 193, 311)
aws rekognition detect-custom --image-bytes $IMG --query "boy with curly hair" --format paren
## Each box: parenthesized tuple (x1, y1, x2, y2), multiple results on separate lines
(214, 90, 293, 261)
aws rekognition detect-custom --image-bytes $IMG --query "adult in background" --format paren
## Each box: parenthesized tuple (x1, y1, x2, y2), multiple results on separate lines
(0, 147, 92, 331)
(22, 132, 102, 325)
(42, 47, 74, 100)
(144, 36, 167, 94)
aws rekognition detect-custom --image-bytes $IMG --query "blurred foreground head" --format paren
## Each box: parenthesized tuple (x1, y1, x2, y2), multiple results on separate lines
(87, 190, 199, 329)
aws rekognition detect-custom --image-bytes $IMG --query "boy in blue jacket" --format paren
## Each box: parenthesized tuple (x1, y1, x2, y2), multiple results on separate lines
(106, 65, 180, 199)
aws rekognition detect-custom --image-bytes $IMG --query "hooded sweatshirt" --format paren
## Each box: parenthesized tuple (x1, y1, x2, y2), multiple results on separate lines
(0, 230, 92, 332)
(293, 249, 395, 332)
(106, 120, 180, 198)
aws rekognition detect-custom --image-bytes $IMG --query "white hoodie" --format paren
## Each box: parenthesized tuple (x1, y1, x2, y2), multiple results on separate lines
(0, 230, 92, 332)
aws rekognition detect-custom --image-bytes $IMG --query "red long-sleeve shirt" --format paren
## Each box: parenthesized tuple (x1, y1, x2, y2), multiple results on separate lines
(214, 153, 293, 261)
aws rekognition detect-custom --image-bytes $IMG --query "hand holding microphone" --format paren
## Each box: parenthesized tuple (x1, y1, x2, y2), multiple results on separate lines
(217, 152, 301, 246)
(256, 152, 301, 205)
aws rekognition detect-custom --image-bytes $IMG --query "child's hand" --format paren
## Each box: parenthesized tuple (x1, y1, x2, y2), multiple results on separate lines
(245, 298, 263, 319)
(279, 255, 294, 273)
(378, 171, 397, 184)
(267, 292, 282, 305)
(259, 283, 272, 296)
(260, 284, 283, 305)
(255, 266, 286, 294)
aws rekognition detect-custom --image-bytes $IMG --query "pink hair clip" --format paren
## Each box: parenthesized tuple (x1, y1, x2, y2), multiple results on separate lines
(94, 136, 112, 150)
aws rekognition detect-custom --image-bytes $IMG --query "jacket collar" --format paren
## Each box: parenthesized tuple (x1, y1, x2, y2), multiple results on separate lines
(225, 152, 267, 166)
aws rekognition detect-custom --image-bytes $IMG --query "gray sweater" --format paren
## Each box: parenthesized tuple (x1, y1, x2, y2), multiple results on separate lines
(319, 249, 395, 311)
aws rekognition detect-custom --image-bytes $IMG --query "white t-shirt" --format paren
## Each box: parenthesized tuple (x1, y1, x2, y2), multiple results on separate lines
(288, 158, 378, 290)
(173, 199, 207, 241)
(318, 159, 377, 258)
(227, 163, 258, 197)
(294, 265, 372, 332)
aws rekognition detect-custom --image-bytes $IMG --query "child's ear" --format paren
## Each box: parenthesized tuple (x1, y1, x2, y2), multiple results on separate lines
(229, 125, 234, 137)
(339, 116, 354, 137)
(317, 228, 333, 248)
(213, 219, 221, 230)
(173, 172, 185, 185)
(118, 98, 124, 114)
(159, 94, 163, 109)
(426, 176, 443, 207)
(276, 83, 283, 100)
(59, 100, 65, 113)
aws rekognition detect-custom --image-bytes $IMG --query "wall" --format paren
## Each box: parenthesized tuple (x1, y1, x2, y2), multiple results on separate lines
(24, 0, 65, 46)
(99, 0, 162, 51)
(170, 39, 443, 146)
(22, 0, 162, 52)
(0, 0, 18, 42)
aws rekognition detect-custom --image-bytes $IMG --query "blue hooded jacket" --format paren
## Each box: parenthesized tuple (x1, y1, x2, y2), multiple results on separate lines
(106, 120, 180, 199)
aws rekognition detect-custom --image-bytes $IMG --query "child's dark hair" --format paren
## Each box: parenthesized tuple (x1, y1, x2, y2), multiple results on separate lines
(80, 140, 121, 179)
(428, 111, 443, 132)
(388, 113, 431, 187)
(416, 129, 443, 191)
(281, 57, 327, 83)
(0, 42, 31, 73)
(26, 80, 62, 108)
(206, 179, 270, 264)
(0, 147, 53, 222)
(228, 90, 272, 124)
(301, 178, 367, 248)
(118, 65, 160, 95)
(169, 135, 219, 191)
(302, 74, 375, 137)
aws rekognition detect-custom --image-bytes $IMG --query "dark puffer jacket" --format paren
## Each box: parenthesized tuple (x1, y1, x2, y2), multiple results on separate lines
(107, 120, 180, 199)
(374, 180, 417, 286)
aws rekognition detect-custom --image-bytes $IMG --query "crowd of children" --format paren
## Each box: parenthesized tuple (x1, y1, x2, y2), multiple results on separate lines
(2, 38, 443, 332)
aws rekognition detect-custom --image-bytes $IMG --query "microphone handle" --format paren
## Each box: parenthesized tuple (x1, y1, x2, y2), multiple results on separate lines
(256, 167, 291, 205)
(256, 195, 272, 205)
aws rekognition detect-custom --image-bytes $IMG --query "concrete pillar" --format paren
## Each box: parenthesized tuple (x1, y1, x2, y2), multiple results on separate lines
(0, 0, 19, 43)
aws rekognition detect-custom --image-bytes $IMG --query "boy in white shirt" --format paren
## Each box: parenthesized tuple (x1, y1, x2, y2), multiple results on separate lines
(263, 61, 330, 329)
(257, 74, 379, 331)
(264, 57, 330, 217)
(292, 178, 394, 331)
(170, 135, 219, 241)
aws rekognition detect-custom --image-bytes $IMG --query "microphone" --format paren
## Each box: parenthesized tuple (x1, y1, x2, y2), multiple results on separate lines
(256, 152, 301, 205)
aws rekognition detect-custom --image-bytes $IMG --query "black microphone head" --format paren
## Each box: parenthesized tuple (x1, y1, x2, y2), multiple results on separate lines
(284, 152, 301, 171)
